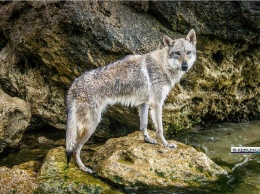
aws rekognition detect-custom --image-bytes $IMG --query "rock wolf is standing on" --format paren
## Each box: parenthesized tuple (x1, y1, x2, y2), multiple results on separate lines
(66, 29, 197, 173)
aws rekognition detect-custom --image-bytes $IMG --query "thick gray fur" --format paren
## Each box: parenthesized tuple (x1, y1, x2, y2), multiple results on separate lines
(66, 29, 197, 173)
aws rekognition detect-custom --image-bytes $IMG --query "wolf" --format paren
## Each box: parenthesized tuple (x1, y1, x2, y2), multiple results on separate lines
(66, 29, 197, 173)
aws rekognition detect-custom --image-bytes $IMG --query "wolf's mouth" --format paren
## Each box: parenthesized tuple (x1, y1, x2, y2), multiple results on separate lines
(181, 67, 188, 72)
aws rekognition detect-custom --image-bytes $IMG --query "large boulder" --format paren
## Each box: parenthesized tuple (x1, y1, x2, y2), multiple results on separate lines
(0, 89, 31, 153)
(0, 1, 259, 137)
(86, 131, 227, 188)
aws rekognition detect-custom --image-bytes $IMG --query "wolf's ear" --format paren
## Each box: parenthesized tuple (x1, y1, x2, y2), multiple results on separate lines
(163, 35, 175, 47)
(186, 29, 196, 46)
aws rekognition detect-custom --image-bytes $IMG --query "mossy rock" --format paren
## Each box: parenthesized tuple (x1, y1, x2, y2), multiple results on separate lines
(37, 146, 121, 194)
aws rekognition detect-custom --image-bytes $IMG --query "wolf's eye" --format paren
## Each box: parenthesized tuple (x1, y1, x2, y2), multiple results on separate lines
(186, 51, 191, 55)
(174, 51, 181, 56)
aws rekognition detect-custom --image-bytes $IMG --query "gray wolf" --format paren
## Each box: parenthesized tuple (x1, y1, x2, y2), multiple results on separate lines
(66, 29, 197, 173)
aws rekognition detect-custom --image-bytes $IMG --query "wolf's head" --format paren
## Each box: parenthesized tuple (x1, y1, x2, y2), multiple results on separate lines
(163, 29, 196, 72)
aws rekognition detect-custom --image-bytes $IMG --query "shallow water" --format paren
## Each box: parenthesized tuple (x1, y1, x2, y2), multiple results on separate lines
(174, 120, 260, 194)
(0, 121, 259, 193)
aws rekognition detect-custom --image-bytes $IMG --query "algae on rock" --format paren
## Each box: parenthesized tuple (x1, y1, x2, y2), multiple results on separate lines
(37, 146, 121, 194)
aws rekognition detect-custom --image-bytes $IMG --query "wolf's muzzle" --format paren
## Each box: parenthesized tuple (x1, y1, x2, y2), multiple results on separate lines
(181, 61, 188, 71)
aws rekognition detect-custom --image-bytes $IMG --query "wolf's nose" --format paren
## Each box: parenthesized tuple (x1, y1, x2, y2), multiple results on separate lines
(181, 61, 188, 71)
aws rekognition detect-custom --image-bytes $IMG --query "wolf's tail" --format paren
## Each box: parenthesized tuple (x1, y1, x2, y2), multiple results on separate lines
(65, 105, 77, 165)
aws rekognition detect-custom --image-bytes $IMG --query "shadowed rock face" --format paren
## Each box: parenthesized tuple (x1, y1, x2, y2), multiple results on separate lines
(0, 1, 259, 144)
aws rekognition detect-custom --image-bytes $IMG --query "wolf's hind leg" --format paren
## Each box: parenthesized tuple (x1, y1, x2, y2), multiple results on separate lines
(75, 109, 101, 173)
(75, 134, 94, 173)
(139, 103, 157, 144)
(74, 123, 96, 173)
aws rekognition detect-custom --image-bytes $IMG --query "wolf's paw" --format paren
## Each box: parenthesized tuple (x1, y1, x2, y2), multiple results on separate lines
(80, 166, 95, 174)
(144, 137, 158, 144)
(164, 142, 178, 148)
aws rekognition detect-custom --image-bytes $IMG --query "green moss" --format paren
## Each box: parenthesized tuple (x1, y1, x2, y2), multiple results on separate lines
(155, 169, 166, 178)
(112, 175, 123, 184)
(37, 147, 122, 194)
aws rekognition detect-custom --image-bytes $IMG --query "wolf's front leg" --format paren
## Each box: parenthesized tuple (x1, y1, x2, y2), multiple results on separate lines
(139, 103, 157, 144)
(150, 104, 177, 148)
